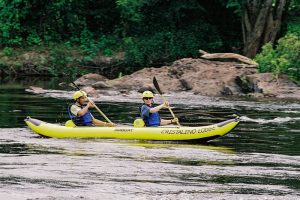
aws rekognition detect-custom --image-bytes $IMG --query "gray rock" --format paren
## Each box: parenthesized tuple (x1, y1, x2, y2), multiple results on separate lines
(179, 79, 193, 90)
(92, 81, 110, 89)
(74, 73, 108, 86)
(137, 85, 155, 93)
(76, 58, 299, 99)
(221, 86, 233, 96)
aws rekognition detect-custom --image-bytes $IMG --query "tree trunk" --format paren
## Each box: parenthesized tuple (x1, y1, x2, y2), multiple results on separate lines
(242, 0, 289, 58)
(199, 49, 258, 66)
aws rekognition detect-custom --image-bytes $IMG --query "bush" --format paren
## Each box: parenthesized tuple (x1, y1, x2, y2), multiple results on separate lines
(0, 0, 238, 77)
(47, 44, 86, 78)
(123, 25, 223, 69)
(3, 47, 13, 56)
(255, 34, 300, 82)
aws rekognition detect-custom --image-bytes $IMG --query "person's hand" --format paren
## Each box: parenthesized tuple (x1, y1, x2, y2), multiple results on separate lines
(171, 118, 179, 124)
(87, 101, 95, 108)
(163, 101, 170, 108)
(106, 122, 116, 127)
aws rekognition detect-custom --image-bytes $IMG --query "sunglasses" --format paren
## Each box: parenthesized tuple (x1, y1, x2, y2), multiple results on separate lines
(143, 97, 153, 100)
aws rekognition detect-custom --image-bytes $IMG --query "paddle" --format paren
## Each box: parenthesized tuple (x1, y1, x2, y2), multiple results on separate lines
(71, 82, 113, 124)
(153, 77, 181, 126)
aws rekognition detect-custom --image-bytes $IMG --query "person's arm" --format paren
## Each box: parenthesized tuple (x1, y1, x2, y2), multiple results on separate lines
(160, 118, 179, 125)
(77, 102, 93, 117)
(92, 118, 115, 127)
(160, 119, 172, 125)
(149, 101, 169, 113)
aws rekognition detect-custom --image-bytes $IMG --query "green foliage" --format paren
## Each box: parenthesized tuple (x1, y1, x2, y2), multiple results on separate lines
(3, 47, 13, 56)
(117, 0, 225, 70)
(288, 16, 300, 36)
(288, 0, 300, 36)
(47, 44, 86, 78)
(0, 0, 246, 77)
(255, 43, 276, 73)
(255, 34, 300, 82)
(290, 0, 300, 11)
(123, 37, 143, 66)
(27, 32, 42, 46)
(0, 0, 119, 46)
(116, 0, 146, 23)
(118, 72, 123, 78)
(123, 24, 223, 68)
(288, 19, 300, 36)
(225, 0, 244, 15)
(103, 49, 113, 57)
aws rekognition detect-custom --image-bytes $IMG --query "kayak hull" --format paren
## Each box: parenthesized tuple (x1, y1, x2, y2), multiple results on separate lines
(25, 117, 240, 141)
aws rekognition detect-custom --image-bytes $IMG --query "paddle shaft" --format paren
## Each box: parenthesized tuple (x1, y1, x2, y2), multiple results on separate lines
(90, 100, 113, 124)
(152, 77, 180, 126)
(72, 82, 113, 124)
(161, 95, 181, 126)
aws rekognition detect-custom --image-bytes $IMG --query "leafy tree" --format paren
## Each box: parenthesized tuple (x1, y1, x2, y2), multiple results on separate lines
(287, 0, 300, 35)
(226, 0, 291, 58)
(1, 0, 298, 78)
(0, 0, 119, 46)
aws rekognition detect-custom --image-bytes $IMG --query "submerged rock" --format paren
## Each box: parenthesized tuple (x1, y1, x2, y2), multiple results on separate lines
(29, 86, 45, 94)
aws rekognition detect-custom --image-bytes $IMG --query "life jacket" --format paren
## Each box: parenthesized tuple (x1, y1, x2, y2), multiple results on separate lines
(140, 104, 160, 127)
(68, 104, 93, 126)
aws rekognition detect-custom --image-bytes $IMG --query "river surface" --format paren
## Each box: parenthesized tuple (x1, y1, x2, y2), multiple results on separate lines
(0, 78, 300, 199)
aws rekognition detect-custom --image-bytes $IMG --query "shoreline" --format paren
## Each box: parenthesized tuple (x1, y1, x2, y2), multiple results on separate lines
(26, 87, 300, 110)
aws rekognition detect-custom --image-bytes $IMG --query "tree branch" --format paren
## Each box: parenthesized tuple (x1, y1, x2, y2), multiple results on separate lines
(199, 50, 258, 66)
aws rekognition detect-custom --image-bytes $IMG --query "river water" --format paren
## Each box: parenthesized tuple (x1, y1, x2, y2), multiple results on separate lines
(0, 78, 300, 199)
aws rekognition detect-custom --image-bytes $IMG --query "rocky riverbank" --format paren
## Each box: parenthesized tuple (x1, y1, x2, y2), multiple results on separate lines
(73, 58, 300, 100)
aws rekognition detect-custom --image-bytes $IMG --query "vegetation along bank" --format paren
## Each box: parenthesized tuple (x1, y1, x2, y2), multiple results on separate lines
(0, 0, 299, 84)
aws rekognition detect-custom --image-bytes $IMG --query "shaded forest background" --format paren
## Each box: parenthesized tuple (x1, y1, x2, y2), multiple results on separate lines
(0, 0, 299, 82)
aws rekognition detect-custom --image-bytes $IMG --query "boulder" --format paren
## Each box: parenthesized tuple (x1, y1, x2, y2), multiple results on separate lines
(81, 86, 98, 98)
(221, 86, 233, 96)
(92, 81, 110, 89)
(74, 73, 108, 86)
(137, 84, 155, 93)
(179, 79, 193, 91)
(247, 73, 300, 99)
(108, 58, 258, 96)
(235, 75, 262, 94)
(77, 57, 299, 99)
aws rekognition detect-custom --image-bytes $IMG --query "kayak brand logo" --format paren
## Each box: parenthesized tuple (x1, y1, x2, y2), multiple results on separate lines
(197, 126, 215, 133)
(161, 129, 197, 134)
(115, 128, 134, 132)
(161, 126, 215, 134)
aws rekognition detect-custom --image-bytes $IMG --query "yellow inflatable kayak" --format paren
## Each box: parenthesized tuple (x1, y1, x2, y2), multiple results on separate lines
(25, 116, 240, 141)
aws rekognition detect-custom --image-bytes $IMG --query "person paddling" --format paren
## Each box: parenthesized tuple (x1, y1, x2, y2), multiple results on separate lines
(68, 91, 115, 127)
(140, 91, 178, 127)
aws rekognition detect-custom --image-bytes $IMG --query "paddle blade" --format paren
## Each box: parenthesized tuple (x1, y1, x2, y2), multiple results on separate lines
(153, 76, 163, 95)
